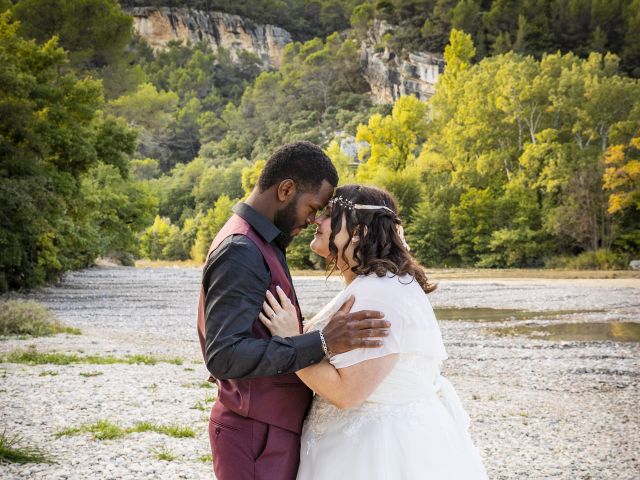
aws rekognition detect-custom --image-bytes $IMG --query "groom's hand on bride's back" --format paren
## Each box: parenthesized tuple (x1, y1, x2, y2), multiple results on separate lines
(322, 295, 390, 354)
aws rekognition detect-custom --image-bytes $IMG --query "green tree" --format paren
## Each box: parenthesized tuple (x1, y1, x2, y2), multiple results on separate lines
(151, 157, 206, 224)
(0, 13, 139, 290)
(108, 82, 179, 165)
(11, 0, 135, 96)
(81, 162, 156, 260)
(193, 158, 251, 210)
(139, 215, 187, 260)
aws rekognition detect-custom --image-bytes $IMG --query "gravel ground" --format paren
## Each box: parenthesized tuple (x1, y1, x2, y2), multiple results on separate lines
(1, 266, 639, 479)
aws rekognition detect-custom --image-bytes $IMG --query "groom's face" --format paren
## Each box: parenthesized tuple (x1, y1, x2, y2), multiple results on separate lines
(274, 180, 334, 247)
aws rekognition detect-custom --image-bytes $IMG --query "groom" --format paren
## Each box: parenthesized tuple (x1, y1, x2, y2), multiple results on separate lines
(197, 141, 390, 480)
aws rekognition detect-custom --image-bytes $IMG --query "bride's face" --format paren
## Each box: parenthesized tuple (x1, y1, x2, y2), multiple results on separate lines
(310, 207, 352, 261)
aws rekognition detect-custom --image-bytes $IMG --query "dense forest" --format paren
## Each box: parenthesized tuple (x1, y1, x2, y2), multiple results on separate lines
(1, 0, 639, 291)
(118, 0, 640, 76)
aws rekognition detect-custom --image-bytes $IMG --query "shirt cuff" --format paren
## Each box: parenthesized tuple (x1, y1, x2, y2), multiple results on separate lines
(291, 331, 325, 368)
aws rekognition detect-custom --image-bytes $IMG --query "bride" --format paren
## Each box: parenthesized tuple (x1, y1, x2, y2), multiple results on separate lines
(259, 184, 489, 479)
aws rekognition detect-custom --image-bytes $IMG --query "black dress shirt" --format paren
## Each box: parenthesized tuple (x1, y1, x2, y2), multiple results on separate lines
(202, 202, 325, 380)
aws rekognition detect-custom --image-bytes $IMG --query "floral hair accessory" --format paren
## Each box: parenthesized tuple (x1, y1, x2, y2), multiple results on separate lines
(328, 196, 410, 251)
(328, 196, 394, 214)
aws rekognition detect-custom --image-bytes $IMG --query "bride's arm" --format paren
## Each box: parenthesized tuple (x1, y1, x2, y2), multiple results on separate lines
(259, 287, 398, 408)
(296, 354, 398, 409)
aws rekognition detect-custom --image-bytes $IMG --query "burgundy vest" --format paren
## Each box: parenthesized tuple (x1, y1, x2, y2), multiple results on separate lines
(197, 214, 313, 434)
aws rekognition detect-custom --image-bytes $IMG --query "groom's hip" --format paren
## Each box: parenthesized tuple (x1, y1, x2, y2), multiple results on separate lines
(210, 402, 301, 480)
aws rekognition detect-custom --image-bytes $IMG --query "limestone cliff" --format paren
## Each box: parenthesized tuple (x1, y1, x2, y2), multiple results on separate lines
(126, 8, 443, 104)
(360, 20, 444, 104)
(126, 7, 293, 69)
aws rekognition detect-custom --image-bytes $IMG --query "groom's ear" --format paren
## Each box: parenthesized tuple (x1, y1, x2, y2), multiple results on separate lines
(276, 179, 297, 203)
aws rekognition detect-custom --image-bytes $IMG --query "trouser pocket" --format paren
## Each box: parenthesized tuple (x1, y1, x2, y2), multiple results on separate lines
(252, 421, 270, 461)
(209, 416, 254, 480)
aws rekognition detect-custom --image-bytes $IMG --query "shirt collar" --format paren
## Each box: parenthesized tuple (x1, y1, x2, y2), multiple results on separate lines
(232, 202, 282, 245)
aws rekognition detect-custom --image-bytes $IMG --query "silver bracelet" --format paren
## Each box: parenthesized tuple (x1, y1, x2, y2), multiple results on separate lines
(318, 330, 331, 357)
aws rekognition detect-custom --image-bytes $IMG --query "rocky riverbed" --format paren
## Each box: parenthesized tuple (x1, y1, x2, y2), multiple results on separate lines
(1, 266, 639, 479)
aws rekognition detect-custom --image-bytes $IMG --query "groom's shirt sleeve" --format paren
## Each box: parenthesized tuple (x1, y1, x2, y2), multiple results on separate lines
(202, 235, 325, 380)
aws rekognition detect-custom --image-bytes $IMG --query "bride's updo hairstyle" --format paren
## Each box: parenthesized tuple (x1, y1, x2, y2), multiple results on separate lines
(326, 184, 436, 294)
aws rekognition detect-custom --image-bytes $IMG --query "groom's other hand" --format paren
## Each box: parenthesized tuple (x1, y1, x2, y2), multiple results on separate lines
(322, 295, 390, 354)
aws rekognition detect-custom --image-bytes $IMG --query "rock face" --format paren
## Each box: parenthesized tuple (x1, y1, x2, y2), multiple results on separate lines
(126, 7, 293, 69)
(360, 20, 444, 104)
(126, 8, 443, 103)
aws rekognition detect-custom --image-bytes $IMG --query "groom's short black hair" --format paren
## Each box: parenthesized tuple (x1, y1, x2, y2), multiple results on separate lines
(257, 141, 338, 193)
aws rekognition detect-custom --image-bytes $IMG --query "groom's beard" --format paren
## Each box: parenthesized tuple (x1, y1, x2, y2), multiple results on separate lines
(274, 197, 301, 249)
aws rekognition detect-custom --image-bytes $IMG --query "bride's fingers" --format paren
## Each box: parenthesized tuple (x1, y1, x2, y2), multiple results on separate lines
(265, 290, 283, 312)
(258, 312, 272, 329)
(276, 286, 298, 317)
(275, 285, 291, 308)
(262, 300, 275, 319)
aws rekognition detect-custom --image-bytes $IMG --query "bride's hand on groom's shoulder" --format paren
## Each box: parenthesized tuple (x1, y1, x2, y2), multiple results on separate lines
(259, 286, 300, 338)
(322, 296, 391, 355)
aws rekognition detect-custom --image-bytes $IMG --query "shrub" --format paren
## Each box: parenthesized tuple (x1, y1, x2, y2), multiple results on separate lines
(139, 216, 188, 260)
(545, 250, 630, 270)
(0, 300, 80, 337)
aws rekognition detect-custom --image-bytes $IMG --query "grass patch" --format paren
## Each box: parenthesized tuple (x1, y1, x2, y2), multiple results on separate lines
(182, 381, 215, 389)
(192, 392, 217, 411)
(0, 430, 54, 464)
(79, 371, 103, 377)
(39, 370, 58, 377)
(0, 347, 183, 366)
(131, 422, 196, 438)
(198, 453, 213, 463)
(56, 420, 125, 440)
(204, 392, 217, 403)
(0, 300, 81, 337)
(151, 446, 178, 462)
(55, 420, 196, 440)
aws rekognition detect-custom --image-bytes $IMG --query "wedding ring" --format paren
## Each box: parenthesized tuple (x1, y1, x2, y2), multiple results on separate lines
(270, 312, 276, 320)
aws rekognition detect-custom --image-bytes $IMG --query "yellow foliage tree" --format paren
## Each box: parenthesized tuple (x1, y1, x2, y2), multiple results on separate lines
(241, 159, 266, 197)
(326, 140, 356, 185)
(191, 195, 236, 262)
(603, 134, 640, 214)
(355, 95, 429, 182)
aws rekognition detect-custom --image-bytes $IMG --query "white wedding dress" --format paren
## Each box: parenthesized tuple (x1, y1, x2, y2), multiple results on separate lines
(297, 273, 489, 480)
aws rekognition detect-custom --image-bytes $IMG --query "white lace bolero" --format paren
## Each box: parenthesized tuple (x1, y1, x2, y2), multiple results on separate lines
(303, 273, 472, 437)
(304, 272, 448, 369)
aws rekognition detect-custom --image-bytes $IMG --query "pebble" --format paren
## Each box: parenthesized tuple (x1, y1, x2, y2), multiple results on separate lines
(0, 267, 638, 479)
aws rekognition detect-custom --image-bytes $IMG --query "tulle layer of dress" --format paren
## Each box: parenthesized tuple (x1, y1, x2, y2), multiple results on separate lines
(297, 363, 489, 480)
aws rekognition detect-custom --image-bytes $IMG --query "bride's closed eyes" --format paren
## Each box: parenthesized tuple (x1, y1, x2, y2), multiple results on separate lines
(316, 206, 331, 220)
